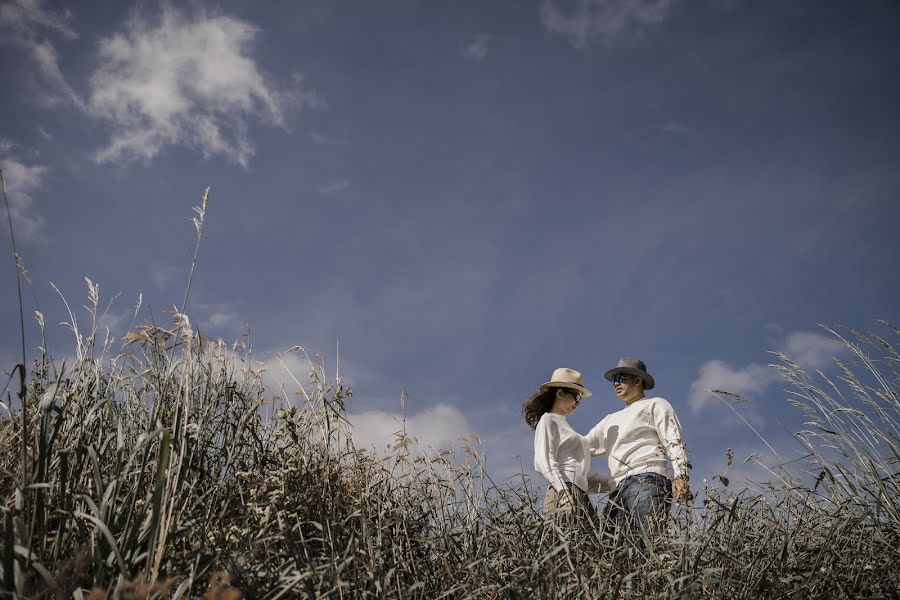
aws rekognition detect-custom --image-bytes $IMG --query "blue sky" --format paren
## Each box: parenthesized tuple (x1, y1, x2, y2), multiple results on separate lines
(1, 0, 898, 492)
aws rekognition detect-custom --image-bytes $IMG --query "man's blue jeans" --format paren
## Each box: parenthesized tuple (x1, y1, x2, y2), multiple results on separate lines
(603, 472, 672, 535)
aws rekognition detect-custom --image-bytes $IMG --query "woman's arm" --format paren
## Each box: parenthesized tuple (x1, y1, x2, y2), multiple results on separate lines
(534, 418, 567, 492)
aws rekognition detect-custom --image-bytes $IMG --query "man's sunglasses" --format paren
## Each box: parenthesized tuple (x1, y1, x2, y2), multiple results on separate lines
(611, 374, 633, 385)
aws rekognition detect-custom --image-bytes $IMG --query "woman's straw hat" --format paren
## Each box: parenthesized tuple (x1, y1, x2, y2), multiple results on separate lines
(540, 368, 592, 398)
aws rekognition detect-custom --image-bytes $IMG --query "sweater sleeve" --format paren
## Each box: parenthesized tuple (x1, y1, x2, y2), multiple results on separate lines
(653, 398, 690, 478)
(534, 417, 567, 492)
(585, 419, 607, 457)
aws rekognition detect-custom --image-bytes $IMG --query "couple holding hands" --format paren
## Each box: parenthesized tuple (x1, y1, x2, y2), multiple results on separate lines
(523, 357, 692, 533)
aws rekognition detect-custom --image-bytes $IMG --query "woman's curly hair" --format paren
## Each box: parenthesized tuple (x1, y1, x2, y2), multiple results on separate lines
(522, 388, 559, 430)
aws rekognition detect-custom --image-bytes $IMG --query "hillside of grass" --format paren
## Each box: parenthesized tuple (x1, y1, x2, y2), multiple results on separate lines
(1, 189, 897, 598)
(1, 297, 897, 598)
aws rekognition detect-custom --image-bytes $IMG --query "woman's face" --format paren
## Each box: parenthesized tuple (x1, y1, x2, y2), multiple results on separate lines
(552, 388, 581, 416)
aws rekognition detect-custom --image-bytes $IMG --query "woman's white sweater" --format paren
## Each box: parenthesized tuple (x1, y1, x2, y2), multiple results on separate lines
(534, 412, 613, 493)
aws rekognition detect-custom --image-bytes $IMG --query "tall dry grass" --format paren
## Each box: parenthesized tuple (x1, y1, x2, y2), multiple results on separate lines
(1, 186, 897, 598)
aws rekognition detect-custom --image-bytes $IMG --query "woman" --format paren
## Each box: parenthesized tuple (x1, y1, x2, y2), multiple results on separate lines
(523, 368, 614, 520)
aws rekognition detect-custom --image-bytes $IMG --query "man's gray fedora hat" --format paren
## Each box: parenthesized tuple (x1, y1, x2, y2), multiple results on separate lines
(604, 357, 655, 390)
(540, 368, 592, 398)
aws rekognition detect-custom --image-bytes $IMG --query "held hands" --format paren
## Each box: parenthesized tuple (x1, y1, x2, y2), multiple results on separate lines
(673, 475, 693, 503)
(587, 471, 616, 493)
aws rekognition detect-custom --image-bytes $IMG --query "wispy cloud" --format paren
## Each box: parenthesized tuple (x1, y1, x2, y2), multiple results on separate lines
(200, 309, 245, 333)
(0, 151, 47, 241)
(0, 0, 82, 107)
(87, 6, 318, 167)
(309, 130, 349, 147)
(688, 360, 778, 413)
(688, 330, 846, 414)
(779, 331, 844, 372)
(660, 121, 689, 136)
(540, 0, 674, 48)
(98, 309, 130, 338)
(317, 179, 351, 195)
(460, 34, 492, 61)
(0, 0, 74, 37)
(206, 311, 240, 328)
(151, 264, 181, 289)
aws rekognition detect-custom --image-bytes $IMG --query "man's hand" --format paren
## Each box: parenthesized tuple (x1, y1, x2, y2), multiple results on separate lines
(673, 475, 693, 503)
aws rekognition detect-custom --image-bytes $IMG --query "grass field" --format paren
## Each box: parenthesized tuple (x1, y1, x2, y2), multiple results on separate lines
(1, 188, 897, 598)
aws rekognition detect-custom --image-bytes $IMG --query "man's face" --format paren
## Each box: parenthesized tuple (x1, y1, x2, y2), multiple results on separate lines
(612, 374, 643, 403)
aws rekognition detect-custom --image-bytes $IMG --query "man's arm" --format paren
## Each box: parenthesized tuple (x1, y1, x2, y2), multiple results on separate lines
(653, 399, 692, 502)
(584, 420, 607, 457)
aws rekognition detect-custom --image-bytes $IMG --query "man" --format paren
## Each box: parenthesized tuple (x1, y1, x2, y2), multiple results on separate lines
(586, 357, 692, 534)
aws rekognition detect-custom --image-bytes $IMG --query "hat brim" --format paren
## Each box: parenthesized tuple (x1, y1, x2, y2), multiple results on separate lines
(604, 367, 655, 390)
(540, 381, 592, 398)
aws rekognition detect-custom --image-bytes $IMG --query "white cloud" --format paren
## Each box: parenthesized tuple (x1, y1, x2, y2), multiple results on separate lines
(779, 331, 843, 371)
(0, 157, 43, 191)
(688, 330, 846, 414)
(688, 360, 778, 413)
(260, 350, 319, 401)
(200, 310, 244, 332)
(317, 179, 350, 195)
(540, 0, 674, 48)
(0, 155, 47, 240)
(347, 403, 473, 453)
(0, 0, 82, 107)
(460, 34, 492, 61)
(87, 6, 314, 167)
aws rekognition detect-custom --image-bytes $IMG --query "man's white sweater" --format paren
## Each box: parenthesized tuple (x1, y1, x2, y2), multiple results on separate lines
(585, 396, 690, 484)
